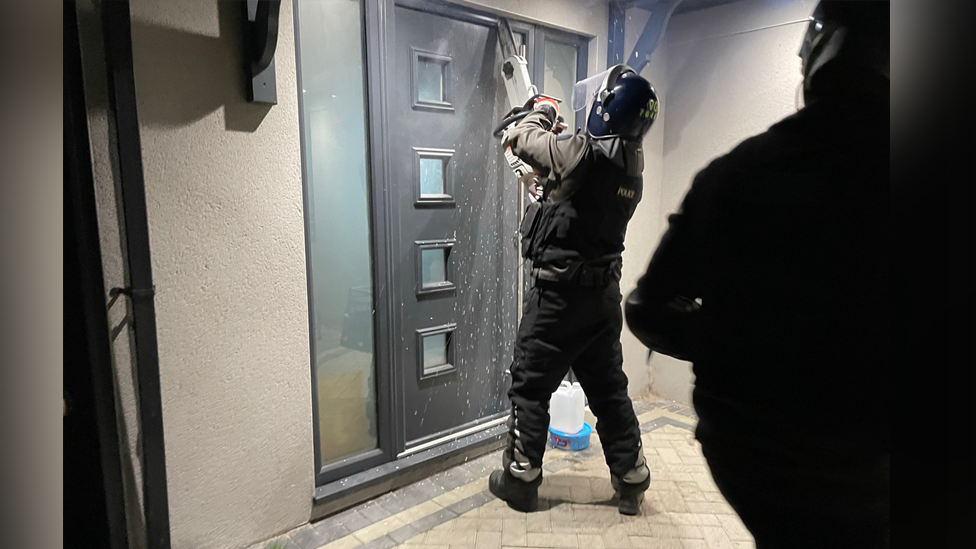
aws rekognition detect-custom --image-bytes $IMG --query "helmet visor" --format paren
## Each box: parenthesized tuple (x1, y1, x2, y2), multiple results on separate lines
(571, 69, 613, 112)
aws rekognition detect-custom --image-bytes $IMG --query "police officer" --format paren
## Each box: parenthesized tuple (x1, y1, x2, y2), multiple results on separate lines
(488, 65, 660, 516)
(625, 2, 889, 546)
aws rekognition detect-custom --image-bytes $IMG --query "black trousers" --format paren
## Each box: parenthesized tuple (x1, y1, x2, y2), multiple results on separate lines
(504, 280, 643, 479)
(698, 419, 890, 549)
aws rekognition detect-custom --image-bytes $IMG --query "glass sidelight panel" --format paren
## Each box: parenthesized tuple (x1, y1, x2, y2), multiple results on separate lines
(544, 40, 579, 131)
(297, 0, 379, 469)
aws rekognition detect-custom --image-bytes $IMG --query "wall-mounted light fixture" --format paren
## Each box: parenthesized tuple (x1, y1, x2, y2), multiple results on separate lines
(244, 0, 281, 104)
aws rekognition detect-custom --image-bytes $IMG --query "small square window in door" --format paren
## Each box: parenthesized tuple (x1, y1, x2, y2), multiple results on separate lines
(414, 148, 455, 207)
(417, 324, 457, 380)
(412, 49, 454, 112)
(416, 240, 455, 298)
(419, 158, 443, 195)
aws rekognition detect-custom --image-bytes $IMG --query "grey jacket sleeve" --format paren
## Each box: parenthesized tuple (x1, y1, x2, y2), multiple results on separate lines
(505, 111, 588, 194)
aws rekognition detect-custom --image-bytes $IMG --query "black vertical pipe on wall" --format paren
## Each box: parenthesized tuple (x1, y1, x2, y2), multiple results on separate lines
(65, 2, 130, 548)
(100, 1, 172, 547)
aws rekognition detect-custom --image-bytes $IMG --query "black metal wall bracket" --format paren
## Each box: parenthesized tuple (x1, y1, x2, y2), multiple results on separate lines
(244, 0, 282, 104)
(110, 286, 157, 300)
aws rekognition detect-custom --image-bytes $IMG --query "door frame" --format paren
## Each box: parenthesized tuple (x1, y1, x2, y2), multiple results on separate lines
(303, 0, 594, 490)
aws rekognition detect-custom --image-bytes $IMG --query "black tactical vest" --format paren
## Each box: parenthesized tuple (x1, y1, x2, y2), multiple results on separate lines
(520, 137, 644, 268)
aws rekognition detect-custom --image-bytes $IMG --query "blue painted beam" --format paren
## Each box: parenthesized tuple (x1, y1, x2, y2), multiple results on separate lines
(627, 0, 684, 74)
(607, 1, 627, 68)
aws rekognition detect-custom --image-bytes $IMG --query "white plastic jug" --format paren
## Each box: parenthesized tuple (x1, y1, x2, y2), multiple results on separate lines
(550, 381, 585, 434)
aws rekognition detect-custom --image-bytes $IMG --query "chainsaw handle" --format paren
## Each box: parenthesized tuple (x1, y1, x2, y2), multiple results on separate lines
(494, 93, 563, 139)
(493, 110, 530, 139)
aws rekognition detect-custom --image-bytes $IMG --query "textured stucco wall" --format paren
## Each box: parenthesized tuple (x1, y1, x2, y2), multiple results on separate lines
(647, 0, 818, 403)
(619, 6, 668, 399)
(84, 0, 313, 548)
(129, 0, 313, 547)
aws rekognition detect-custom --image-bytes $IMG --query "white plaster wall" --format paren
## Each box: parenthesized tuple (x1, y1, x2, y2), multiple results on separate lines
(96, 1, 314, 548)
(647, 0, 817, 403)
(619, 6, 668, 399)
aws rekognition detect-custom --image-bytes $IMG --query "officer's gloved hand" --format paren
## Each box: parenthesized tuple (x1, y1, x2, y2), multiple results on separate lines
(532, 97, 559, 128)
(624, 290, 700, 362)
(553, 115, 568, 135)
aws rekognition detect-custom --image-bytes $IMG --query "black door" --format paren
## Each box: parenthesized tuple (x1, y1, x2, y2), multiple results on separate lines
(386, 3, 520, 451)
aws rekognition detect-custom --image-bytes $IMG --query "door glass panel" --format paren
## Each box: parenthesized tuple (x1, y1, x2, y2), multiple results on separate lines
(544, 40, 578, 130)
(297, 0, 378, 468)
(421, 248, 447, 287)
(422, 333, 449, 370)
(417, 59, 445, 103)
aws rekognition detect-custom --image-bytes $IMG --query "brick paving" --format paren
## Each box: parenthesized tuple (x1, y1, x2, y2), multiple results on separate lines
(251, 401, 755, 549)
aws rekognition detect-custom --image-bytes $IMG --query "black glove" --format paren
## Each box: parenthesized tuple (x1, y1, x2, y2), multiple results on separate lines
(624, 292, 700, 362)
(532, 97, 559, 127)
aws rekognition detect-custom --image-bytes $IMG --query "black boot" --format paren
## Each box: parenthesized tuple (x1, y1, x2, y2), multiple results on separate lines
(612, 473, 651, 516)
(489, 469, 542, 513)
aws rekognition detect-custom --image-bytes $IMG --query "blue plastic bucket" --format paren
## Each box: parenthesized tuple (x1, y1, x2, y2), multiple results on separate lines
(548, 422, 593, 451)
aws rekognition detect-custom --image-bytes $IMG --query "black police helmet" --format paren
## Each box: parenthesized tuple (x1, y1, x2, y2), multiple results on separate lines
(583, 66, 659, 141)
(799, 0, 889, 96)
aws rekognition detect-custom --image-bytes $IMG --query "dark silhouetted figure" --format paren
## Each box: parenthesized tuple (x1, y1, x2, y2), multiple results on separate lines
(625, 2, 889, 547)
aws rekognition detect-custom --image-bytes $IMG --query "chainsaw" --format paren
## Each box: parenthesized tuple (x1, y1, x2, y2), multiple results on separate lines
(495, 18, 568, 204)
(493, 94, 566, 203)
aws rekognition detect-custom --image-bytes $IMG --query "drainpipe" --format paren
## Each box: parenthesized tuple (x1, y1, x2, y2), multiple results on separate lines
(101, 1, 172, 548)
(66, 2, 130, 547)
